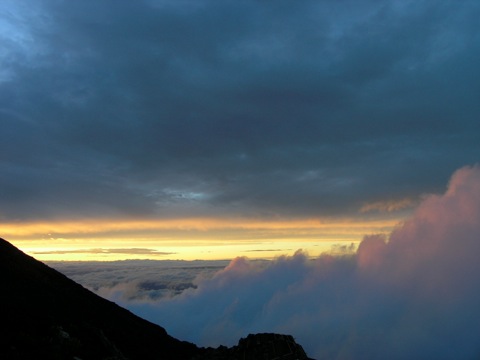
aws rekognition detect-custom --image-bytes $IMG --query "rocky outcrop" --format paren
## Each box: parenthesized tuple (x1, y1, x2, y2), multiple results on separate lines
(195, 333, 313, 360)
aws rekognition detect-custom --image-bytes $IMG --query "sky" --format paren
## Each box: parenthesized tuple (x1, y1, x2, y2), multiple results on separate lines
(1, 0, 479, 260)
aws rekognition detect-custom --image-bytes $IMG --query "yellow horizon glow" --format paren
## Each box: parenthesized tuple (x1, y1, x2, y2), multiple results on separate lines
(2, 215, 405, 261)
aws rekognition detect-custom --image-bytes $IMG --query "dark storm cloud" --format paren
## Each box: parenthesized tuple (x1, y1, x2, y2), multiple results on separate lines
(1, 0, 479, 220)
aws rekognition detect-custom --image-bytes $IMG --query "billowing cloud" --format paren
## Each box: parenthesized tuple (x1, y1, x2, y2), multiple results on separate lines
(99, 165, 480, 359)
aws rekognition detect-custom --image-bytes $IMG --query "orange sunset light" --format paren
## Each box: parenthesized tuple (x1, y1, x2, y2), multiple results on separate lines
(4, 216, 402, 261)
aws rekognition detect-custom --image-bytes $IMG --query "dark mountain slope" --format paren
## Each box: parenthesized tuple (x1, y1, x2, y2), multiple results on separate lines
(0, 238, 313, 360)
(0, 237, 199, 359)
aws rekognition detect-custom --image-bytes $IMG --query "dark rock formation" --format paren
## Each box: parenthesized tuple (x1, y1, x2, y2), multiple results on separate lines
(0, 238, 314, 359)
(195, 333, 313, 360)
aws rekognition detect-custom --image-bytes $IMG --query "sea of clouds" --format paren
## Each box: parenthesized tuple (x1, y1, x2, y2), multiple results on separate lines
(51, 165, 480, 359)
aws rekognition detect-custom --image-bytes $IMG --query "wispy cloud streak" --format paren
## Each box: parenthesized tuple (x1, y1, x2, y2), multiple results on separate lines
(34, 248, 174, 255)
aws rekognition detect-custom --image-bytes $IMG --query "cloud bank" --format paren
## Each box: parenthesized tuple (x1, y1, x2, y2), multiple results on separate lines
(50, 259, 230, 301)
(110, 165, 480, 359)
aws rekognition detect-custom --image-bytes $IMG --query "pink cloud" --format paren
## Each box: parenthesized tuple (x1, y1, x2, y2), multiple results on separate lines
(113, 165, 480, 359)
(359, 165, 480, 293)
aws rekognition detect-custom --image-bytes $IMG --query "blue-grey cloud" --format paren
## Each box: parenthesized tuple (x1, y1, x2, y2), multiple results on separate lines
(1, 0, 479, 221)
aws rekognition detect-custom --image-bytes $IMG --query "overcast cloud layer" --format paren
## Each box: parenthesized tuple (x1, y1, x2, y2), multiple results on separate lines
(92, 165, 480, 359)
(1, 0, 479, 222)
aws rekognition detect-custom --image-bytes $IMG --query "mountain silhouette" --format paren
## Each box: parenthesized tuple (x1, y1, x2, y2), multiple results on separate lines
(0, 237, 200, 359)
(0, 238, 312, 359)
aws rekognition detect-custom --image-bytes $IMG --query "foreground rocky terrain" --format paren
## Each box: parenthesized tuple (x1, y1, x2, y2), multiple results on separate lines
(0, 238, 312, 359)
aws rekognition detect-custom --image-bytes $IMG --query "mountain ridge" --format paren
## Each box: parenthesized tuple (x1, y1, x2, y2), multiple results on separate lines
(0, 238, 313, 359)
(0, 237, 199, 359)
